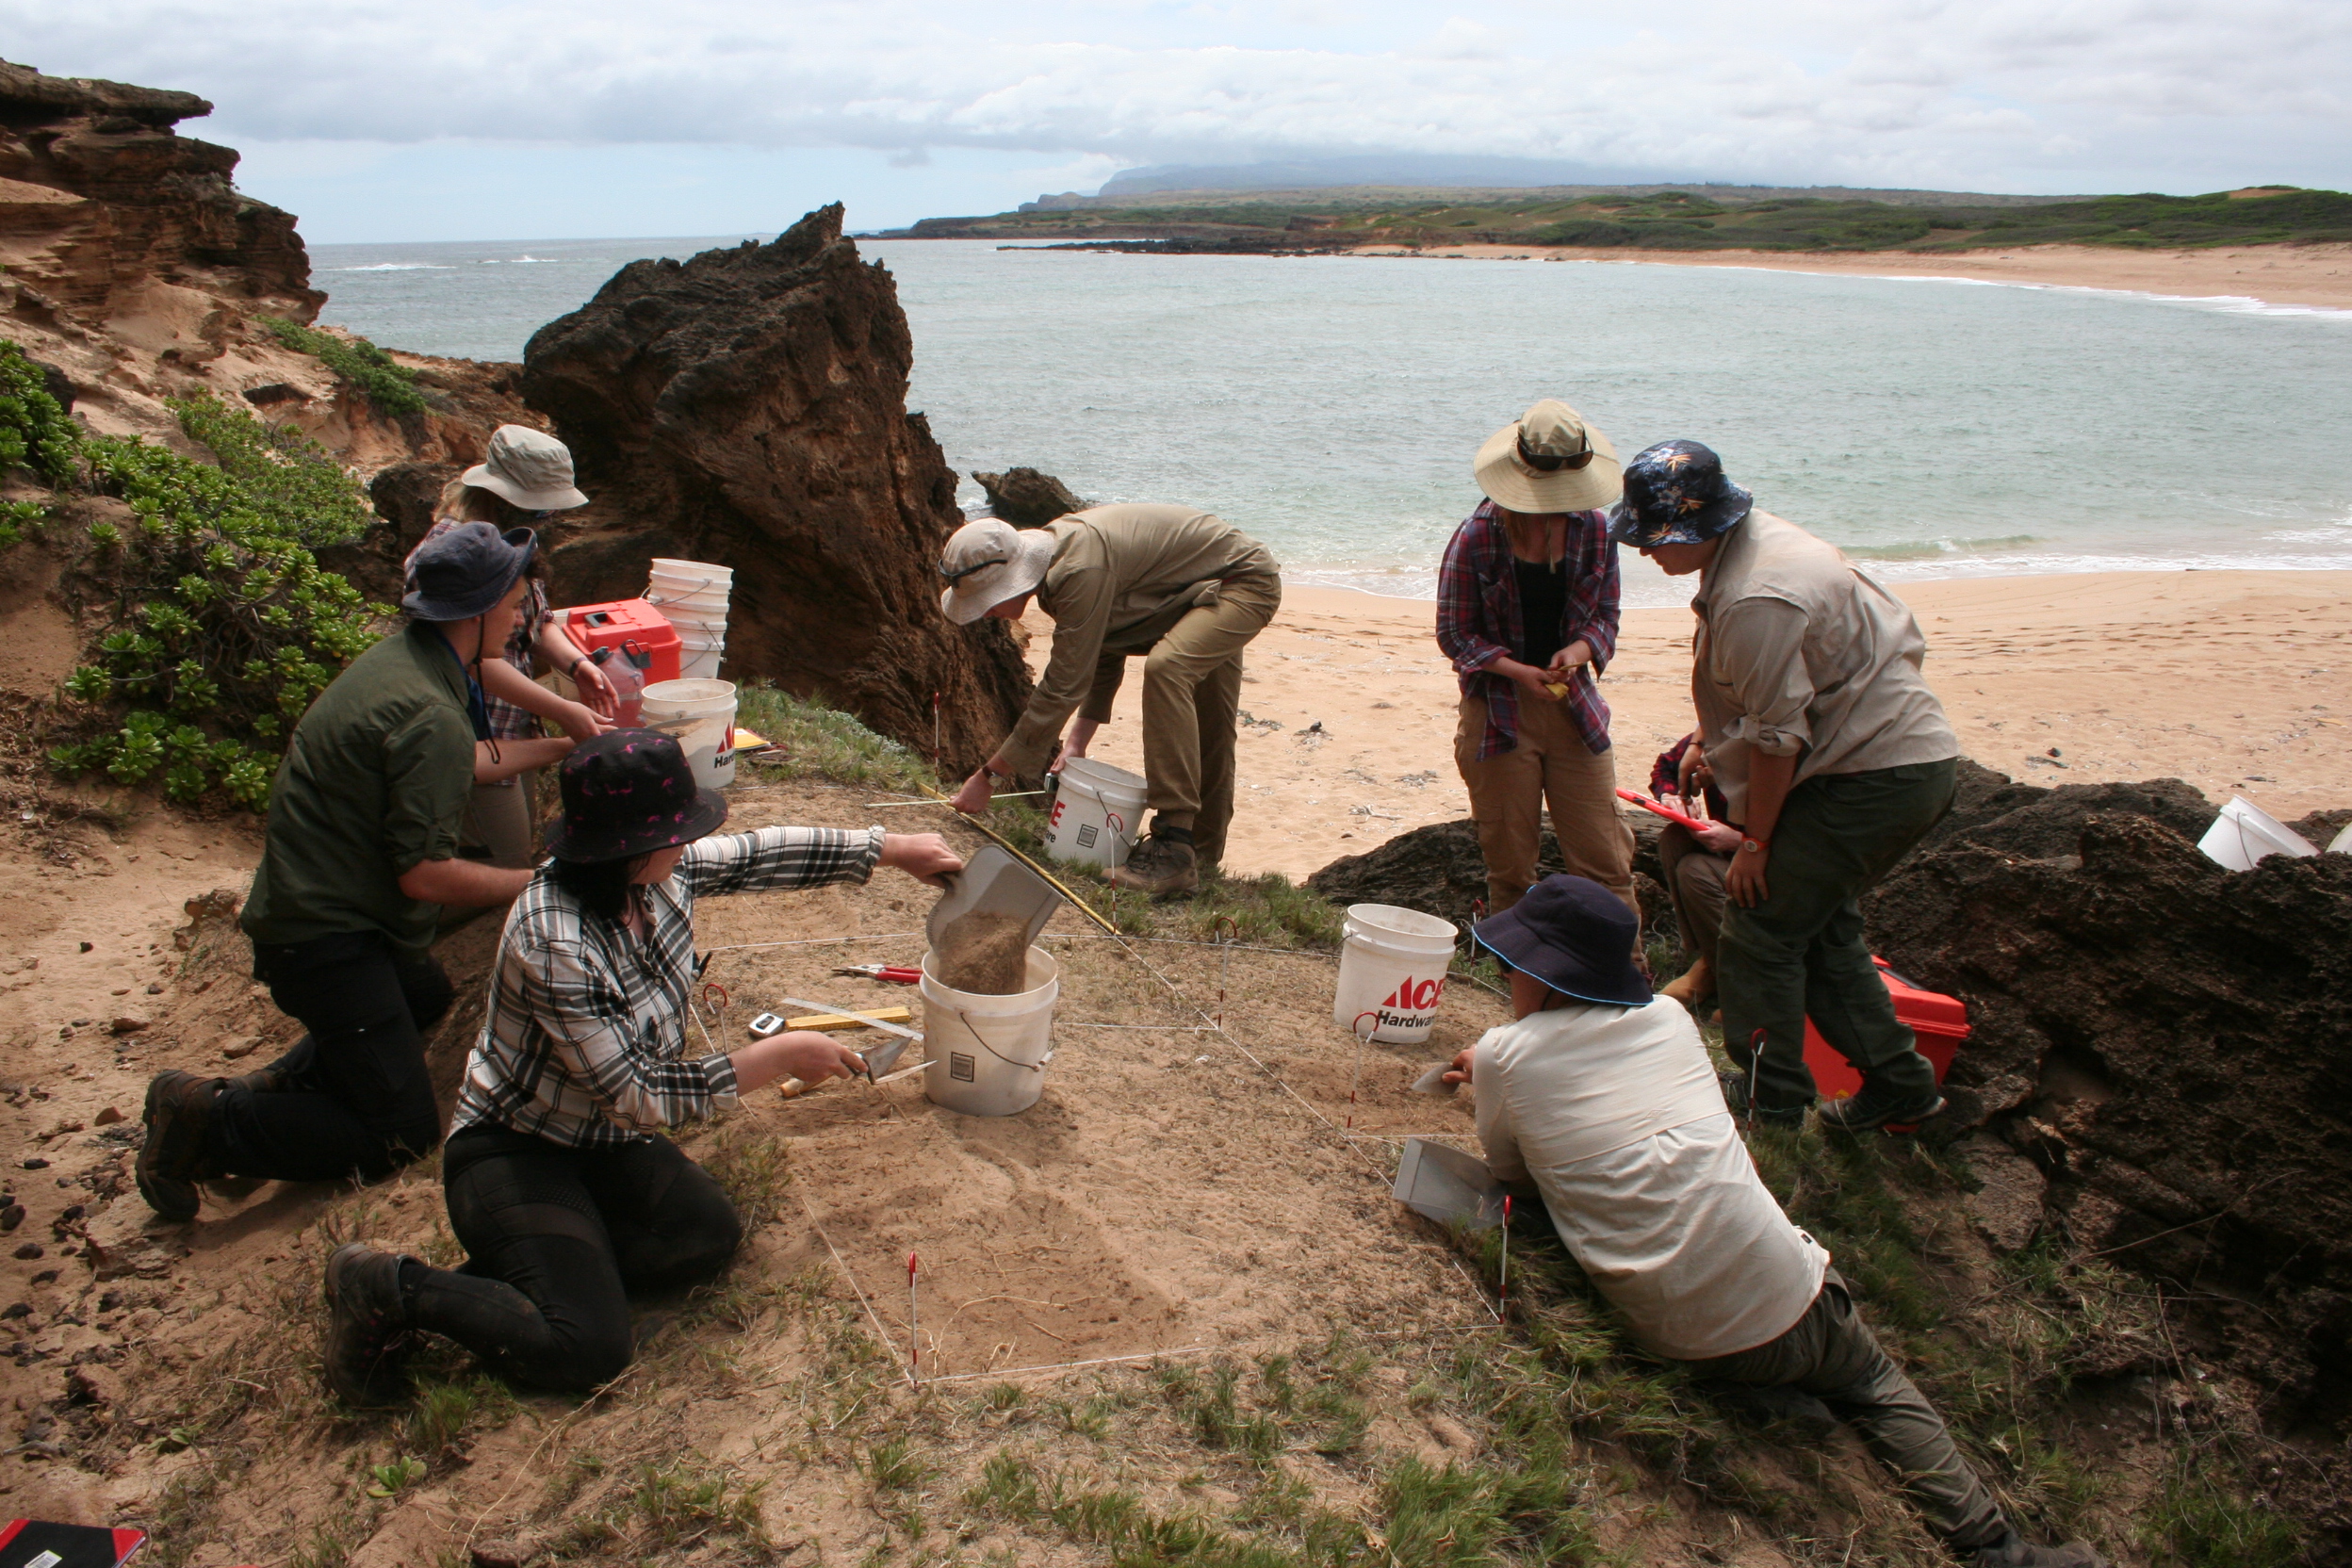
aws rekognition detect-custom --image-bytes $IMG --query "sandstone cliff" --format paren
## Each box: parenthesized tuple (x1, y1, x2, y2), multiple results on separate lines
(519, 204, 1031, 773)
(0, 57, 526, 468)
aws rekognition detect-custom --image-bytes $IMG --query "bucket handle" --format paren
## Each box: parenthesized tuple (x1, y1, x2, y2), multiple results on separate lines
(647, 570, 727, 600)
(957, 1008, 1048, 1072)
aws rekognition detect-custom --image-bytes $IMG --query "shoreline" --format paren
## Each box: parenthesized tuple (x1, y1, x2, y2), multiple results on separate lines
(1339, 240, 2352, 312)
(886, 235, 2352, 313)
(1021, 567, 2352, 880)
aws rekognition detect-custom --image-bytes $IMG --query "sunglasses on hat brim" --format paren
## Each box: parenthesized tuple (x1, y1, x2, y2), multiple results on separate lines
(1517, 433, 1597, 473)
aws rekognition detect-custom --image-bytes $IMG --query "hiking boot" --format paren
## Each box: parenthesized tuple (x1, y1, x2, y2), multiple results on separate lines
(1701, 1380, 1838, 1441)
(136, 1070, 222, 1221)
(1718, 1070, 1807, 1130)
(222, 1058, 288, 1099)
(1105, 833, 1199, 899)
(1817, 1082, 1946, 1135)
(322, 1243, 416, 1408)
(1968, 1527, 2111, 1567)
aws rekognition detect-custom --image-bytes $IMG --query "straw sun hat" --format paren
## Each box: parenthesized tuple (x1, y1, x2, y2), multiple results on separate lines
(1472, 400, 1623, 514)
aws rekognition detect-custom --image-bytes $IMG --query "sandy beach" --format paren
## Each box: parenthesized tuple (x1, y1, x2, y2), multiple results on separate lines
(1345, 241, 2352, 312)
(1021, 569, 2352, 880)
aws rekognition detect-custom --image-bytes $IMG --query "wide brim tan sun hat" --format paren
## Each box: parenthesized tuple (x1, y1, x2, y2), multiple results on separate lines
(1473, 399, 1623, 514)
(463, 423, 590, 512)
(939, 518, 1058, 625)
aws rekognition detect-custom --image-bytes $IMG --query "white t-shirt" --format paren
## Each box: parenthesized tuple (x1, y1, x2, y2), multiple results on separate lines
(1473, 994, 1829, 1361)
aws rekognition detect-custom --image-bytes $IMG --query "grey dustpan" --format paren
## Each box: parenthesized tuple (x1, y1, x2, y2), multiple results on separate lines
(926, 844, 1064, 953)
(1393, 1138, 1507, 1231)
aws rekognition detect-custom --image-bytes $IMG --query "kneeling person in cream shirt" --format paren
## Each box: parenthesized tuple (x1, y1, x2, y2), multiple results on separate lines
(1446, 875, 2107, 1568)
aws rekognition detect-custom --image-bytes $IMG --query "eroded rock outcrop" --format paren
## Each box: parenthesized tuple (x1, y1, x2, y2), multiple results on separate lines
(1864, 787, 2352, 1448)
(974, 466, 1085, 526)
(520, 205, 1030, 771)
(0, 57, 526, 469)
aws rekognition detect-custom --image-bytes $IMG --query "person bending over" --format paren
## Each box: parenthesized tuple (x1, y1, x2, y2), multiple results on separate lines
(941, 505, 1282, 898)
(1612, 441, 1960, 1131)
(1446, 874, 2105, 1568)
(318, 729, 963, 1403)
(1435, 400, 1636, 918)
(138, 523, 572, 1220)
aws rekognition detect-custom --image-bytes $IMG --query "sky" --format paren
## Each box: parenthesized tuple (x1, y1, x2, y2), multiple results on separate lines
(10, 1, 2349, 243)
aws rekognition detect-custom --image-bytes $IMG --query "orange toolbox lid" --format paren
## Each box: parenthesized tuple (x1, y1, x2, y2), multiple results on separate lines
(565, 598, 681, 685)
(1873, 957, 1970, 1039)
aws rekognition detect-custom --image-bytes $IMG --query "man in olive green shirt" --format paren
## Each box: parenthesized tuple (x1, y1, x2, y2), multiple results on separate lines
(138, 523, 575, 1220)
(941, 505, 1282, 897)
(1613, 441, 1959, 1134)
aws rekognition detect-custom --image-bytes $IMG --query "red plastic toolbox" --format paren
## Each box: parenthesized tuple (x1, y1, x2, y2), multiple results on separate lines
(1803, 957, 1969, 1102)
(564, 598, 680, 687)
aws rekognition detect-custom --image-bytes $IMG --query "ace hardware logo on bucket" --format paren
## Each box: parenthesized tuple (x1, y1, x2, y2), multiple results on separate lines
(1375, 974, 1446, 1029)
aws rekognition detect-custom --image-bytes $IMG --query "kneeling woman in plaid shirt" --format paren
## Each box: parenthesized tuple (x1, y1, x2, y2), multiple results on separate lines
(317, 729, 963, 1404)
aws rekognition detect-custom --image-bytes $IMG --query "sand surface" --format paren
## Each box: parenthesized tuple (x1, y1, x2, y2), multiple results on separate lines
(1021, 569, 2352, 879)
(1345, 241, 2352, 311)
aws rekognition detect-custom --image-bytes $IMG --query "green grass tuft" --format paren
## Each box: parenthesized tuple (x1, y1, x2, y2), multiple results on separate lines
(261, 317, 429, 416)
(2143, 1460, 2302, 1566)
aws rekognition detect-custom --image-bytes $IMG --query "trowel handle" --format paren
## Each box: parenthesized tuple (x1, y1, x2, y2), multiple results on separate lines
(777, 1076, 808, 1098)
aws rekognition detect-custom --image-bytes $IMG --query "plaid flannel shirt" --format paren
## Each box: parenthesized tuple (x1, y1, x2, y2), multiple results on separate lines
(452, 825, 885, 1148)
(1434, 500, 1621, 760)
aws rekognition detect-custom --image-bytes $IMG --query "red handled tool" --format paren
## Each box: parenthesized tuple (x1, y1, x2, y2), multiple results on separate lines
(834, 964, 923, 985)
(1615, 787, 1712, 834)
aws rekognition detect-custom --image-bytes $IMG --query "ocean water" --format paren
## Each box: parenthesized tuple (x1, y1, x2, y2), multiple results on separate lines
(312, 236, 2352, 606)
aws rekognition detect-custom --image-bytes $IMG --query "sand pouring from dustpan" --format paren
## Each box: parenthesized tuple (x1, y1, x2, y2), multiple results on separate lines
(922, 847, 1068, 1116)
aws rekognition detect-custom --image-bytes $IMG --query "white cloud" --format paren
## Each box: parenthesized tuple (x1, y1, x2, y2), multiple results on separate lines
(8, 0, 2348, 194)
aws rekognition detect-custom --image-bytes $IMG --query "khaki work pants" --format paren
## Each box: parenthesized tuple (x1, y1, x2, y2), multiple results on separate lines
(1137, 575, 1281, 870)
(462, 767, 539, 871)
(1454, 694, 1635, 918)
(1656, 823, 1731, 972)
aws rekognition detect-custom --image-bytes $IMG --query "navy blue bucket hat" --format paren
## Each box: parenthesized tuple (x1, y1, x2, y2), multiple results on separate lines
(402, 521, 537, 620)
(1473, 874, 1651, 1007)
(1607, 440, 1753, 547)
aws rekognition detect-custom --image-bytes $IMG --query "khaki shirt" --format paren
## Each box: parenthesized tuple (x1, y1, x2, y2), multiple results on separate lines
(998, 504, 1280, 776)
(1690, 512, 1957, 822)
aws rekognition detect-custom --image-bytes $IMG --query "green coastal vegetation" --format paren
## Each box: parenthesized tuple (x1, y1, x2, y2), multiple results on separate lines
(903, 184, 2352, 253)
(261, 315, 431, 416)
(0, 338, 386, 810)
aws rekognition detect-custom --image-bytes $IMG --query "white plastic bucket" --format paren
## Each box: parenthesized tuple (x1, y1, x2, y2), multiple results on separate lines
(649, 558, 732, 588)
(678, 645, 725, 681)
(920, 947, 1058, 1117)
(1333, 904, 1458, 1044)
(2197, 796, 2317, 871)
(2332, 822, 2352, 855)
(1040, 758, 1150, 869)
(641, 678, 738, 787)
(645, 589, 731, 617)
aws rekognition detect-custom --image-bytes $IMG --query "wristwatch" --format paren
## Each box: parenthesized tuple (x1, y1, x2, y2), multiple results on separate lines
(1740, 837, 1770, 855)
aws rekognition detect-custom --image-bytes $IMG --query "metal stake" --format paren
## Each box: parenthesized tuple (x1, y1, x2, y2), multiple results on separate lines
(907, 1251, 921, 1382)
(1347, 1011, 1379, 1129)
(1499, 1195, 1512, 1311)
(1746, 1028, 1767, 1133)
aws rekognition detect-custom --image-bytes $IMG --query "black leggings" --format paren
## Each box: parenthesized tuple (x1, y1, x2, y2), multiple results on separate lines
(211, 932, 454, 1183)
(408, 1125, 743, 1391)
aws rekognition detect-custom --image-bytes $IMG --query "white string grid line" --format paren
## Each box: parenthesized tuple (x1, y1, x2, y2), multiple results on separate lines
(716, 906, 1506, 1384)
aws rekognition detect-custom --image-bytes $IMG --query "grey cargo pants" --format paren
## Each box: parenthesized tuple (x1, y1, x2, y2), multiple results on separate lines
(1688, 1270, 2006, 1550)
